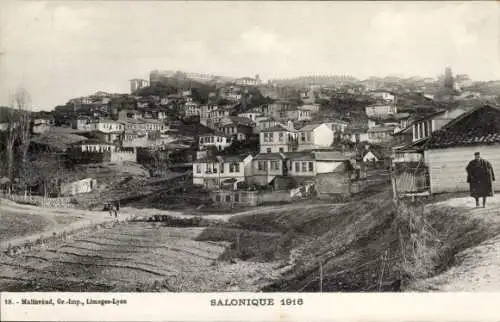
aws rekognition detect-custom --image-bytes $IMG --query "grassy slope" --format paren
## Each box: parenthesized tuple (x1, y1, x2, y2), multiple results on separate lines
(229, 187, 500, 292)
(0, 211, 54, 242)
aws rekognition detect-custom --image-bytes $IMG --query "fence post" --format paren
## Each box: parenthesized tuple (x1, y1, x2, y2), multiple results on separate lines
(319, 261, 323, 293)
(390, 158, 399, 206)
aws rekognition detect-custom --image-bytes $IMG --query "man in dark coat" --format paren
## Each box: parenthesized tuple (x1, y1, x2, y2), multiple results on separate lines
(466, 152, 495, 208)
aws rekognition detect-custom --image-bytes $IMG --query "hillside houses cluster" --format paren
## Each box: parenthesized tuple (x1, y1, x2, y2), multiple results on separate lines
(2, 69, 498, 202)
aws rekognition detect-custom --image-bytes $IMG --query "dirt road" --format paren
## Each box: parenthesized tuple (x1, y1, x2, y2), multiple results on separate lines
(0, 199, 132, 249)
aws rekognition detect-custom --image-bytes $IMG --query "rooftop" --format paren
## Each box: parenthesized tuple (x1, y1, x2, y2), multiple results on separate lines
(195, 153, 252, 163)
(367, 126, 396, 133)
(399, 105, 500, 150)
(298, 123, 324, 131)
(262, 124, 296, 133)
(253, 153, 286, 160)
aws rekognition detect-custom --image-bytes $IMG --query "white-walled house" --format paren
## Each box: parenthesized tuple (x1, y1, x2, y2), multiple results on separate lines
(192, 154, 253, 190)
(367, 126, 396, 143)
(285, 151, 351, 178)
(259, 124, 298, 154)
(237, 112, 262, 122)
(411, 108, 467, 142)
(94, 119, 125, 133)
(365, 104, 398, 118)
(297, 123, 334, 151)
(369, 90, 395, 102)
(250, 153, 287, 186)
(199, 133, 233, 151)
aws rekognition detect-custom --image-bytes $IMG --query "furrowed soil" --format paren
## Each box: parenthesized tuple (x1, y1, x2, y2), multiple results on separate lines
(0, 222, 282, 292)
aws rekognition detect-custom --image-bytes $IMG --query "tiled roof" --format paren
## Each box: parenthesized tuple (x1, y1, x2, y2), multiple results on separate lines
(195, 153, 251, 163)
(199, 132, 231, 138)
(284, 151, 314, 161)
(227, 116, 255, 126)
(367, 126, 396, 133)
(263, 124, 296, 132)
(401, 105, 500, 150)
(314, 151, 350, 161)
(253, 153, 286, 160)
(298, 123, 323, 131)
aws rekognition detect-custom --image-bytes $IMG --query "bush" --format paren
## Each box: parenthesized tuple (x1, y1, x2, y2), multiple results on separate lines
(393, 201, 442, 281)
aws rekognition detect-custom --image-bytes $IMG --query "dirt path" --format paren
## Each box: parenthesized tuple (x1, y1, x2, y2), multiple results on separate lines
(119, 201, 342, 222)
(0, 199, 134, 249)
(409, 194, 500, 291)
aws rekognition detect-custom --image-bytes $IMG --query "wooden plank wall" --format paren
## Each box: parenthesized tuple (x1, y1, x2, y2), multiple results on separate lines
(425, 145, 500, 194)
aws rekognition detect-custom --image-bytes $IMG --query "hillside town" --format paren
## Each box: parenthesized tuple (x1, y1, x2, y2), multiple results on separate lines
(2, 0, 500, 302)
(1, 69, 500, 208)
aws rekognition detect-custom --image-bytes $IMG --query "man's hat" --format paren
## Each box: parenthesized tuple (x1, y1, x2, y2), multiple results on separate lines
(474, 152, 480, 156)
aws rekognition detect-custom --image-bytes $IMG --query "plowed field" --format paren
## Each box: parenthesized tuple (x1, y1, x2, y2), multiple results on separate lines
(0, 223, 281, 292)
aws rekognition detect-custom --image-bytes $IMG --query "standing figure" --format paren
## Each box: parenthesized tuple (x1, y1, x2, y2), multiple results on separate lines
(466, 152, 495, 208)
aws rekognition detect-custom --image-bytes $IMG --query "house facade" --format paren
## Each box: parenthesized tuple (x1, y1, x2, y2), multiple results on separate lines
(297, 123, 334, 151)
(259, 125, 298, 154)
(193, 154, 253, 189)
(237, 112, 262, 122)
(286, 151, 350, 178)
(411, 108, 466, 142)
(365, 104, 398, 118)
(183, 102, 201, 117)
(250, 153, 287, 185)
(199, 133, 232, 151)
(369, 90, 395, 102)
(216, 121, 253, 141)
(122, 118, 167, 133)
(367, 126, 396, 143)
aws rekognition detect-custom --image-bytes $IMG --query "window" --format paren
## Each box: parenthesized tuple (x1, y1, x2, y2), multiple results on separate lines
(225, 195, 231, 202)
(302, 162, 308, 172)
(234, 194, 240, 202)
(279, 132, 284, 142)
(271, 161, 280, 171)
(295, 162, 301, 172)
(306, 132, 312, 142)
(215, 195, 221, 202)
(301, 133, 306, 142)
(196, 165, 201, 173)
(267, 148, 272, 153)
(234, 163, 240, 172)
(258, 161, 265, 171)
(279, 147, 284, 153)
(220, 163, 224, 173)
(308, 162, 314, 172)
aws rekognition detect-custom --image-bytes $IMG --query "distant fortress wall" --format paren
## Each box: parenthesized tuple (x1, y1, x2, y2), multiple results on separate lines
(149, 70, 235, 84)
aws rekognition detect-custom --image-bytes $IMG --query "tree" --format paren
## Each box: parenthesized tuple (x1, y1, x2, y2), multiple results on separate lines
(443, 67, 454, 91)
(2, 104, 17, 180)
(13, 89, 32, 185)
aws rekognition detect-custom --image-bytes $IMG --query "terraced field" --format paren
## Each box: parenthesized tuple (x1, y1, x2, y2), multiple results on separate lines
(0, 222, 281, 292)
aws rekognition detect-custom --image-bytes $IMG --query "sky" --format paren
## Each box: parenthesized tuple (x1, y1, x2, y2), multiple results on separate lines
(0, 1, 499, 111)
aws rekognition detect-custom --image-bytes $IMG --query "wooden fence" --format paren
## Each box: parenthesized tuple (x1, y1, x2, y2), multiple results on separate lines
(0, 192, 76, 208)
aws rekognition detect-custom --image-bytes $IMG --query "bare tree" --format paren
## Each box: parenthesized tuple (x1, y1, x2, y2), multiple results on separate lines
(3, 99, 17, 180)
(14, 88, 32, 165)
